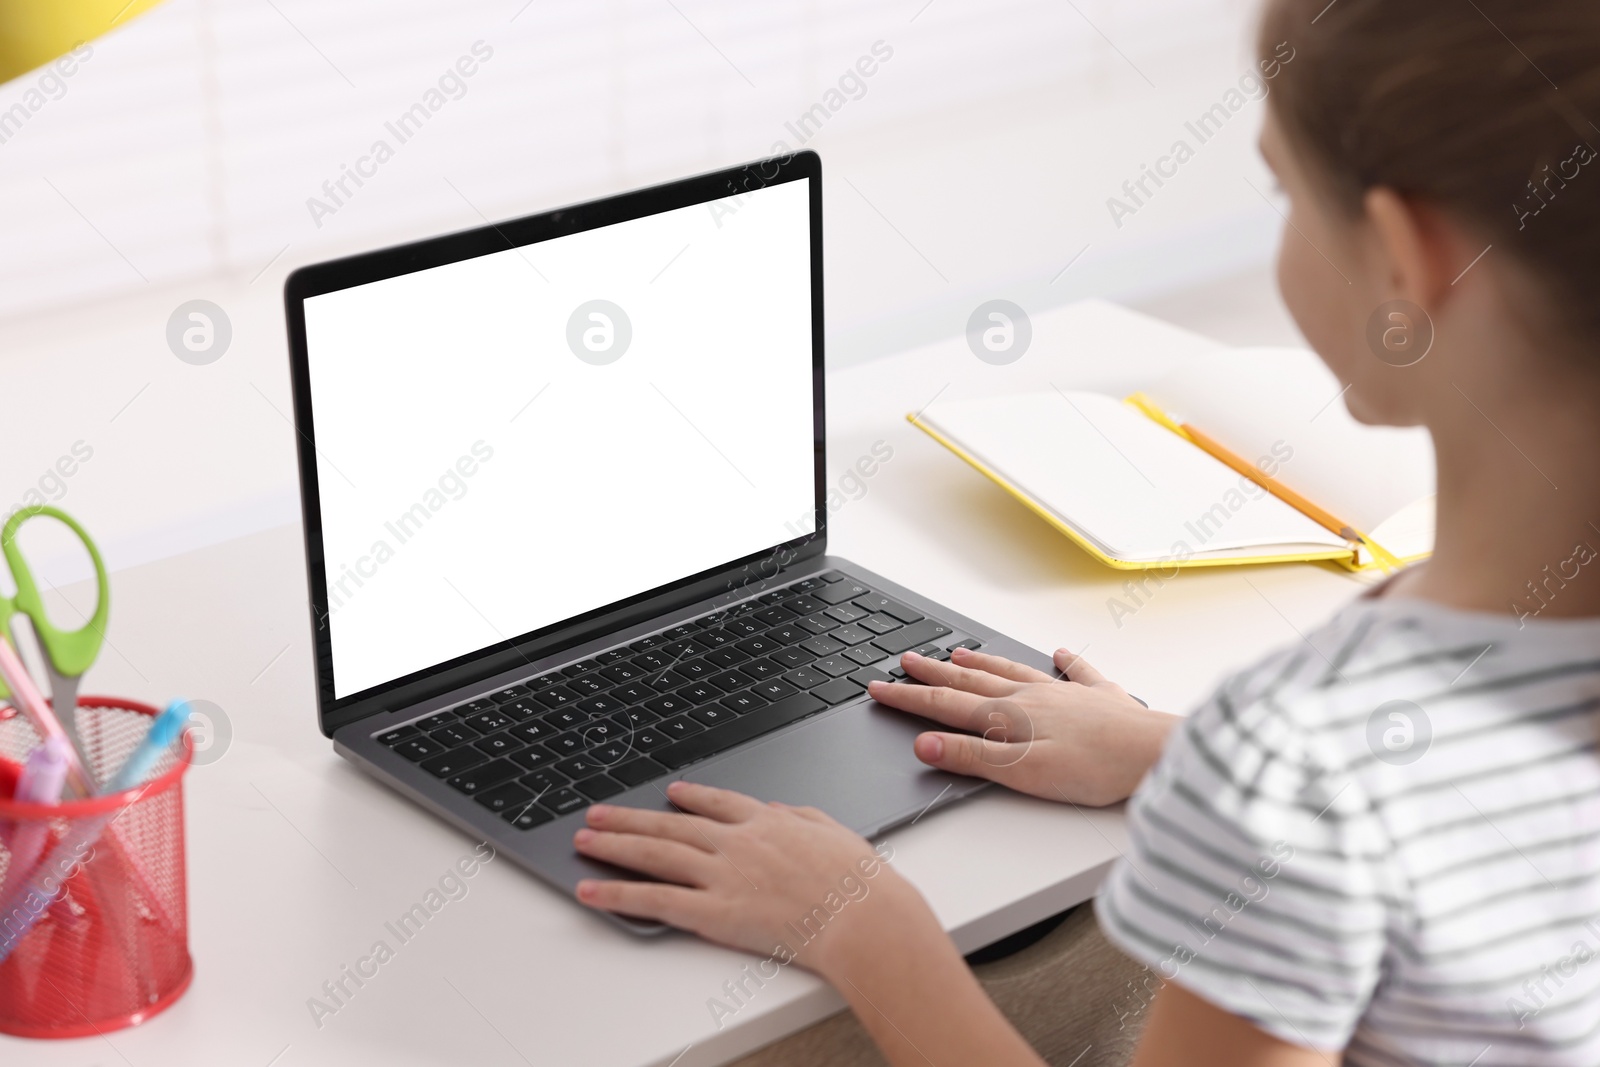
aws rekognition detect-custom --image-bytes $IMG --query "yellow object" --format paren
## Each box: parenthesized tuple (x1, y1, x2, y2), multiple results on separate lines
(0, 0, 165, 83)
(906, 393, 1425, 574)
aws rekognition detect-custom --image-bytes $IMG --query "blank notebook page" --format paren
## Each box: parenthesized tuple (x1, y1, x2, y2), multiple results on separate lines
(919, 391, 1345, 561)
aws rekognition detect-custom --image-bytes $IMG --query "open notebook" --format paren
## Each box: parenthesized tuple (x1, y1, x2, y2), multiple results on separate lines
(910, 345, 1436, 571)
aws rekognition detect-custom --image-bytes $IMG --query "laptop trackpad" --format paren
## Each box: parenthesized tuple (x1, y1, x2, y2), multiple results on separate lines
(680, 701, 982, 836)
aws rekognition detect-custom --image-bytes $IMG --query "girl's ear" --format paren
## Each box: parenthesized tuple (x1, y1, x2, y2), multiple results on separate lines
(1363, 187, 1471, 310)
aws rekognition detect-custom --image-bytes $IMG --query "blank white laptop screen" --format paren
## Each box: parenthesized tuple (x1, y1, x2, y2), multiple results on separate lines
(302, 178, 817, 699)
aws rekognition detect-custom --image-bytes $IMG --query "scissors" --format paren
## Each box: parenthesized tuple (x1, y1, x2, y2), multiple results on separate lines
(0, 505, 110, 772)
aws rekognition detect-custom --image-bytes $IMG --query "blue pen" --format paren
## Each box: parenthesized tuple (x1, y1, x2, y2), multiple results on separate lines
(104, 699, 192, 795)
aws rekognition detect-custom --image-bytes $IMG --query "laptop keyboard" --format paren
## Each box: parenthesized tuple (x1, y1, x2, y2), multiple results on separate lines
(373, 571, 981, 832)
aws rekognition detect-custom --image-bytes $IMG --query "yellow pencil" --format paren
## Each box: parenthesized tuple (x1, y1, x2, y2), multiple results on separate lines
(1126, 393, 1401, 571)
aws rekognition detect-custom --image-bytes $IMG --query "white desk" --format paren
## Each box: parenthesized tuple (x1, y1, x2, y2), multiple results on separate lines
(4, 302, 1368, 1066)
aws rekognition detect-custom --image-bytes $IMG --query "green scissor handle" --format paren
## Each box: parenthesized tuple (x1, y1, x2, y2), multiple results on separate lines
(0, 505, 110, 700)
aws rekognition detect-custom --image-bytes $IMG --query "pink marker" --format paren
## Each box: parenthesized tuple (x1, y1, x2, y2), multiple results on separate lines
(0, 738, 70, 904)
(0, 638, 93, 797)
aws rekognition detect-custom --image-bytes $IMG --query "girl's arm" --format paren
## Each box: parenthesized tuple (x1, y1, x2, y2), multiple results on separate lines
(1133, 984, 1342, 1067)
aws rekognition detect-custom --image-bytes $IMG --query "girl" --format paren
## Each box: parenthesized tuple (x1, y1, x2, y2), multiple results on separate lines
(570, 1, 1600, 1063)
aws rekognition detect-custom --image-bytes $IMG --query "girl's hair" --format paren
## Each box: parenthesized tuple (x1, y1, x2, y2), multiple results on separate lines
(1260, 0, 1600, 348)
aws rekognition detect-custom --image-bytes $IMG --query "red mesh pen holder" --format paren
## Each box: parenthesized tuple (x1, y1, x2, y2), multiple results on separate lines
(0, 697, 193, 1038)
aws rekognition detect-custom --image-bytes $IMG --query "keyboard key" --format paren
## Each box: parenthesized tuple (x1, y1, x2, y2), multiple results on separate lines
(567, 675, 607, 696)
(611, 756, 667, 787)
(721, 691, 767, 714)
(612, 682, 656, 705)
(644, 693, 693, 717)
(950, 638, 984, 652)
(534, 686, 579, 709)
(757, 590, 789, 604)
(564, 658, 603, 677)
(461, 697, 498, 714)
(596, 649, 631, 665)
(708, 669, 754, 693)
(813, 678, 865, 705)
(415, 712, 457, 731)
(421, 749, 486, 778)
(799, 634, 846, 657)
(843, 646, 882, 666)
(766, 624, 808, 645)
(629, 633, 667, 652)
(662, 624, 698, 641)
(812, 655, 856, 678)
(474, 731, 526, 758)
(658, 640, 700, 661)
(825, 603, 869, 623)
(753, 606, 795, 625)
(515, 723, 566, 748)
(852, 594, 894, 615)
(633, 651, 671, 672)
(850, 666, 893, 688)
(541, 787, 589, 817)
(589, 742, 633, 766)
(576, 694, 625, 717)
(600, 662, 643, 685)
(872, 619, 955, 656)
(724, 617, 765, 637)
(447, 759, 521, 795)
(520, 769, 570, 794)
(475, 781, 533, 813)
(796, 614, 840, 635)
(783, 667, 829, 690)
(816, 580, 869, 605)
(575, 774, 626, 801)
(735, 635, 781, 657)
(689, 703, 736, 727)
(790, 578, 826, 593)
(543, 708, 587, 731)
(555, 754, 609, 779)
(631, 728, 670, 751)
(511, 746, 557, 772)
(393, 736, 443, 761)
(656, 693, 827, 770)
(658, 715, 705, 740)
(680, 683, 720, 704)
(769, 646, 815, 669)
(505, 805, 555, 831)
(911, 643, 944, 658)
(830, 624, 874, 646)
(575, 719, 625, 747)
(819, 570, 848, 583)
(542, 733, 586, 757)
(676, 659, 715, 680)
(378, 725, 419, 746)
(742, 658, 784, 679)
(490, 685, 529, 703)
(703, 646, 750, 668)
(696, 629, 737, 648)
(463, 710, 513, 733)
(642, 669, 689, 691)
(497, 700, 543, 722)
(430, 724, 479, 748)
(783, 595, 825, 615)
(615, 706, 661, 728)
(526, 674, 562, 691)
(859, 614, 902, 636)
(753, 679, 800, 702)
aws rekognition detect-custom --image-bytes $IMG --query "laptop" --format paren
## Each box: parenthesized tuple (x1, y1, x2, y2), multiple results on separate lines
(283, 150, 1059, 933)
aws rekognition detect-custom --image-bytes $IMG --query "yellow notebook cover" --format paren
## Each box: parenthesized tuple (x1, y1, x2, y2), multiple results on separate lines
(907, 396, 1423, 573)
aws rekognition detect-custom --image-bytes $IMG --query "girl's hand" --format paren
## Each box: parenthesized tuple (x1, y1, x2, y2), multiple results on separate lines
(572, 780, 939, 977)
(867, 647, 1178, 807)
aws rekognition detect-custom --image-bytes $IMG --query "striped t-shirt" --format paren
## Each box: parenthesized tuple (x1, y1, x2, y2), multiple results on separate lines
(1096, 593, 1600, 1065)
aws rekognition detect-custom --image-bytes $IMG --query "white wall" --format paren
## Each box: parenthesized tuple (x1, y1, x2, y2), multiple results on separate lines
(0, 0, 1298, 577)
